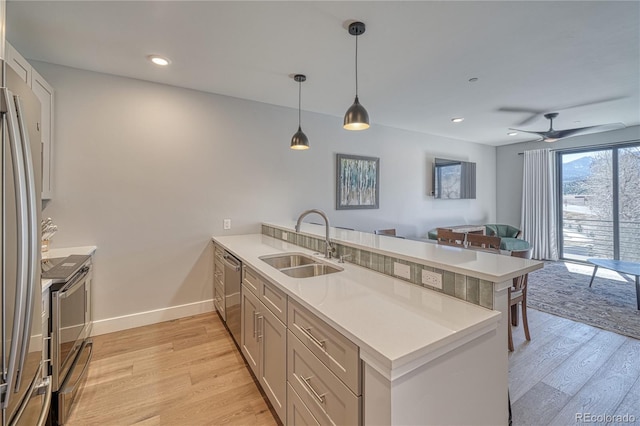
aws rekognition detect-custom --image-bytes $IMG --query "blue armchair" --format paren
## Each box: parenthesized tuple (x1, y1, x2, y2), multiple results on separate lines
(485, 224, 530, 251)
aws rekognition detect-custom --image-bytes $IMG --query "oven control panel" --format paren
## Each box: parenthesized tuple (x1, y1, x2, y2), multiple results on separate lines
(42, 254, 91, 281)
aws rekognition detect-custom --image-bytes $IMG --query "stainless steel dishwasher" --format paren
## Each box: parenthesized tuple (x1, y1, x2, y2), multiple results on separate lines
(222, 251, 242, 345)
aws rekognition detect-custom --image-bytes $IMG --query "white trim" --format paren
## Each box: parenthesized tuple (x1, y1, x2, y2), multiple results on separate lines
(91, 299, 214, 336)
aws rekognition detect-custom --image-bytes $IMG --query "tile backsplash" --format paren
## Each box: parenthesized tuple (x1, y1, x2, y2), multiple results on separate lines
(262, 224, 494, 309)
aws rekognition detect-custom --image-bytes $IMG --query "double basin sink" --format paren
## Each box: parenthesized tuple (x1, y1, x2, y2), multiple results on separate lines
(259, 252, 343, 278)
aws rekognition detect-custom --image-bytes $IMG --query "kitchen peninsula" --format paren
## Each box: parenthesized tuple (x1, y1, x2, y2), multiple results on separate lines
(213, 222, 542, 425)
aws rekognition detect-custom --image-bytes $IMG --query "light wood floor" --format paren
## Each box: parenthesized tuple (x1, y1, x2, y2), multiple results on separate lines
(68, 310, 639, 425)
(67, 313, 278, 426)
(509, 309, 640, 425)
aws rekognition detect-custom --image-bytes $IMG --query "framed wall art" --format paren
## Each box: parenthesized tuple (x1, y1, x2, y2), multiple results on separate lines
(336, 153, 379, 210)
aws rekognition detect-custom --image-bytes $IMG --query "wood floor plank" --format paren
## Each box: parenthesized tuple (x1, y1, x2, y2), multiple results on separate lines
(610, 376, 640, 423)
(548, 339, 640, 424)
(541, 328, 627, 396)
(511, 382, 572, 426)
(67, 312, 278, 426)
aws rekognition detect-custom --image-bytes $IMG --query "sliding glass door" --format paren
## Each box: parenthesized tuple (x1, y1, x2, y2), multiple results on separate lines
(558, 143, 640, 262)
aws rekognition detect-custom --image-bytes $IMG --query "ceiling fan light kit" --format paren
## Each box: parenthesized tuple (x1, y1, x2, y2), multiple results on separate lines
(344, 21, 370, 131)
(291, 74, 310, 150)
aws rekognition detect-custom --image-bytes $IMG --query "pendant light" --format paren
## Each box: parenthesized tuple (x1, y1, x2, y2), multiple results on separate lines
(291, 74, 310, 150)
(343, 21, 369, 131)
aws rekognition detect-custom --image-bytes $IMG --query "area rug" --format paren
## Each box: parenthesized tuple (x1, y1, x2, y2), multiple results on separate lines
(526, 261, 640, 340)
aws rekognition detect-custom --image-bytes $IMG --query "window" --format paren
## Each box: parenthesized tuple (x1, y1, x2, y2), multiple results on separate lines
(558, 143, 640, 262)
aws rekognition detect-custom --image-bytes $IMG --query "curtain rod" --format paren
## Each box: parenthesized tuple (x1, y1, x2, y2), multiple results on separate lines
(516, 139, 640, 155)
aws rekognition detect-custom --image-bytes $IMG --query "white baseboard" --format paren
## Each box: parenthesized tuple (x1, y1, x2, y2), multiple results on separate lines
(91, 299, 215, 336)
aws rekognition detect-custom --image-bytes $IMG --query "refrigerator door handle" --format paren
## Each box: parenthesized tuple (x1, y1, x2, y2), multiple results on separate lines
(0, 87, 30, 410)
(14, 93, 39, 392)
(7, 363, 40, 425)
(35, 377, 52, 426)
(7, 365, 52, 426)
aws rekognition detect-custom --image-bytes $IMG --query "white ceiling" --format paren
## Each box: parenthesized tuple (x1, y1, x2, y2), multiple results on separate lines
(6, 1, 640, 146)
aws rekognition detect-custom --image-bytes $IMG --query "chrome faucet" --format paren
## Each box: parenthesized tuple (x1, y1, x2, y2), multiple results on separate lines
(295, 209, 334, 259)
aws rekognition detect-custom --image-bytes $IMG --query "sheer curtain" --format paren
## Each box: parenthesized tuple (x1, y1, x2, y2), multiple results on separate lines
(521, 149, 559, 260)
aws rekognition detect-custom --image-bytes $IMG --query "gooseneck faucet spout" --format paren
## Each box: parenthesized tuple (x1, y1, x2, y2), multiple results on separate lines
(295, 209, 333, 259)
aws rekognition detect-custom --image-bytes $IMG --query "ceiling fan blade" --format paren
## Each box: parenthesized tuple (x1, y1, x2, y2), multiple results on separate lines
(508, 127, 547, 136)
(555, 122, 626, 139)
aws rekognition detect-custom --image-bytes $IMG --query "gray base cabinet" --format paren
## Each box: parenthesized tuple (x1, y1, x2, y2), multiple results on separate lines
(241, 268, 287, 423)
(241, 287, 260, 376)
(236, 263, 363, 425)
(258, 300, 287, 419)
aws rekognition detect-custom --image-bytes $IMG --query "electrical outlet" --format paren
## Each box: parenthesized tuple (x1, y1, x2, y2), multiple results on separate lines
(282, 232, 288, 241)
(223, 219, 231, 230)
(422, 270, 442, 289)
(393, 262, 411, 280)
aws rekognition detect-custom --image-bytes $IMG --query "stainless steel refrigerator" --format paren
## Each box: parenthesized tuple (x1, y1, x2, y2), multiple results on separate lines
(1, 60, 51, 424)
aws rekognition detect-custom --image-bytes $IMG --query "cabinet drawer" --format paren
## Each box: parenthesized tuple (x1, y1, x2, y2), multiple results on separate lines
(214, 286, 225, 321)
(214, 244, 224, 260)
(288, 300, 360, 395)
(260, 279, 287, 324)
(288, 383, 320, 426)
(214, 258, 224, 285)
(288, 331, 360, 426)
(242, 266, 260, 296)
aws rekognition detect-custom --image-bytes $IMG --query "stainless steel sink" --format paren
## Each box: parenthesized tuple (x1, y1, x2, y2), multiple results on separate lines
(279, 263, 342, 278)
(259, 253, 343, 278)
(260, 253, 317, 269)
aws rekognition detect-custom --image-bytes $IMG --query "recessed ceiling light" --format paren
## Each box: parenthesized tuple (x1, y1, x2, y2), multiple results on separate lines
(507, 132, 518, 136)
(148, 55, 171, 66)
(451, 117, 464, 123)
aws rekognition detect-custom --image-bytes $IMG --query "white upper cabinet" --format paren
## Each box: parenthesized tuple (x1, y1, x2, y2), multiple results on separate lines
(6, 41, 55, 199)
(6, 41, 31, 84)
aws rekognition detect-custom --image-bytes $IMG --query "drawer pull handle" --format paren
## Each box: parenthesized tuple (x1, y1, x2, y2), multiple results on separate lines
(301, 327, 326, 350)
(301, 375, 326, 404)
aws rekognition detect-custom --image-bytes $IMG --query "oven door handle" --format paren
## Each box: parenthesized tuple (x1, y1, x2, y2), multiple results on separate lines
(58, 267, 90, 299)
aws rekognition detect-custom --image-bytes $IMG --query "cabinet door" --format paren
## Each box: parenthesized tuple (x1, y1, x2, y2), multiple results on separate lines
(241, 286, 260, 376)
(258, 305, 286, 422)
(31, 69, 54, 199)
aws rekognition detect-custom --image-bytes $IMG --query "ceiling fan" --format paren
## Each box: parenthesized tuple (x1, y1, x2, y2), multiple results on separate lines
(509, 112, 626, 142)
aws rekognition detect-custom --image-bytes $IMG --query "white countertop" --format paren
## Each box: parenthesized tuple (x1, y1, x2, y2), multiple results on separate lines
(41, 245, 97, 291)
(213, 233, 501, 381)
(42, 245, 97, 260)
(265, 221, 543, 283)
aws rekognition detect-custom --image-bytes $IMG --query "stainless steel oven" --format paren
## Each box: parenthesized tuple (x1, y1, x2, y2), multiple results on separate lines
(42, 254, 93, 425)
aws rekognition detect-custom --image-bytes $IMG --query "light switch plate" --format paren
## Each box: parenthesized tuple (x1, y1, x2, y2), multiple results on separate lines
(422, 270, 442, 289)
(223, 219, 231, 230)
(393, 262, 411, 280)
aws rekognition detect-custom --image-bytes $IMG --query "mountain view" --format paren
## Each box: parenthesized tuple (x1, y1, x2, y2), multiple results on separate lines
(562, 156, 593, 194)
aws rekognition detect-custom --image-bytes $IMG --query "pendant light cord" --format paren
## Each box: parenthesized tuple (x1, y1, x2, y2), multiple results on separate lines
(355, 35, 359, 97)
(298, 80, 302, 126)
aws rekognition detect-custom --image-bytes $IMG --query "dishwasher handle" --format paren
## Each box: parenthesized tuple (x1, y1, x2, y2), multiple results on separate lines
(223, 253, 241, 272)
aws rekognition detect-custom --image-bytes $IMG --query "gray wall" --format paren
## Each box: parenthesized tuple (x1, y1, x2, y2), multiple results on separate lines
(35, 62, 497, 324)
(496, 126, 640, 227)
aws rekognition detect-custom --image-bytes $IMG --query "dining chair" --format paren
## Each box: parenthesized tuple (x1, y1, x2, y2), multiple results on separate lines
(466, 233, 501, 253)
(436, 228, 466, 247)
(508, 248, 533, 351)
